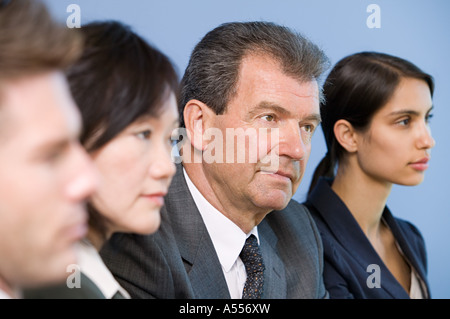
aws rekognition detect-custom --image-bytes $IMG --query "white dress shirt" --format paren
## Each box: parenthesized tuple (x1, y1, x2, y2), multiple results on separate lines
(183, 168, 260, 299)
(76, 240, 131, 299)
(409, 269, 424, 299)
(0, 288, 12, 299)
(0, 285, 21, 299)
(394, 241, 426, 299)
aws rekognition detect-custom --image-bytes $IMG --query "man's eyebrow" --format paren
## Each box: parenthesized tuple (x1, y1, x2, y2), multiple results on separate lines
(248, 101, 321, 122)
(302, 113, 322, 123)
(32, 137, 72, 159)
(248, 101, 292, 117)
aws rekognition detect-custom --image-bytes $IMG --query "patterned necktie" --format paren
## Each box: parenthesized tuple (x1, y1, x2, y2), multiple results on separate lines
(240, 234, 265, 299)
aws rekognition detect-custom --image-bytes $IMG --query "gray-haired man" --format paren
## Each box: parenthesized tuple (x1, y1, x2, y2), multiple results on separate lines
(102, 21, 329, 299)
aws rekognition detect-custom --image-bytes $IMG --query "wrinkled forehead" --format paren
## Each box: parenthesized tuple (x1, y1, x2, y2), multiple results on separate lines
(237, 51, 323, 101)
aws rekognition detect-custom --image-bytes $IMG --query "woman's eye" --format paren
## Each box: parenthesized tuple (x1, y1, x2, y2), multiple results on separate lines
(137, 130, 151, 140)
(397, 118, 410, 126)
(426, 113, 434, 124)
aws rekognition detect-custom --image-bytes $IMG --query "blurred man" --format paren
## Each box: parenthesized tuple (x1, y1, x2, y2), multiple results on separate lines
(0, 0, 98, 298)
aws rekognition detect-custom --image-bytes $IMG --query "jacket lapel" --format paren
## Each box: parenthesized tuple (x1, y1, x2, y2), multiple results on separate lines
(258, 219, 286, 298)
(383, 209, 430, 297)
(309, 178, 412, 298)
(165, 165, 230, 298)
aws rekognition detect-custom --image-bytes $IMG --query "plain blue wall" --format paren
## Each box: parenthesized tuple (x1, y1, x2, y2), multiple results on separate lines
(44, 0, 450, 298)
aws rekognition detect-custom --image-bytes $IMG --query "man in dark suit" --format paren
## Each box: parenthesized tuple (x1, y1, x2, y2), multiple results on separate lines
(101, 21, 330, 299)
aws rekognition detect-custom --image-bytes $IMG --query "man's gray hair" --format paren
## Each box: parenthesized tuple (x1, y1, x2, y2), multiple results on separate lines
(179, 21, 330, 127)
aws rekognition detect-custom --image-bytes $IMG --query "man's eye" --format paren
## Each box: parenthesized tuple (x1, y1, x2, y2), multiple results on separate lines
(261, 115, 275, 122)
(46, 151, 62, 163)
(303, 124, 314, 133)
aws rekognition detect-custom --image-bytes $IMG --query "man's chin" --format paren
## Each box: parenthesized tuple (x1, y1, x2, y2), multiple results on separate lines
(254, 191, 291, 212)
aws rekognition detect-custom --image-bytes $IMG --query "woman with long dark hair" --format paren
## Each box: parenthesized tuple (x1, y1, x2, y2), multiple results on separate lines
(25, 20, 179, 299)
(304, 51, 435, 298)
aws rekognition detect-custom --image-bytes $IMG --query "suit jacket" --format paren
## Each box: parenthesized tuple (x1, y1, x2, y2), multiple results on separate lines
(304, 177, 430, 299)
(100, 164, 328, 299)
(23, 272, 106, 299)
(23, 241, 129, 299)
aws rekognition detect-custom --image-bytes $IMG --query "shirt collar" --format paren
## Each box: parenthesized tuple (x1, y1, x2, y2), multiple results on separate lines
(183, 168, 259, 272)
(0, 284, 21, 299)
(77, 240, 131, 299)
(0, 288, 13, 299)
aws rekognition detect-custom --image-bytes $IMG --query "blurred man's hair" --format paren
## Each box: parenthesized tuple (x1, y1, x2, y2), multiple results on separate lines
(0, 0, 82, 83)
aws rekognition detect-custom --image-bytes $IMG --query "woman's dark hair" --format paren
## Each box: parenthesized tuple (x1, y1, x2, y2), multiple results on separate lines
(308, 51, 434, 194)
(66, 20, 179, 238)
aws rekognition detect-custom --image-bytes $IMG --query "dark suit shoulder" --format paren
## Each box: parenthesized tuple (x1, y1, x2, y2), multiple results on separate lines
(269, 199, 323, 244)
(101, 209, 196, 299)
(275, 199, 317, 226)
(23, 272, 105, 299)
(101, 231, 178, 299)
(393, 217, 427, 268)
(394, 217, 425, 243)
(261, 199, 327, 298)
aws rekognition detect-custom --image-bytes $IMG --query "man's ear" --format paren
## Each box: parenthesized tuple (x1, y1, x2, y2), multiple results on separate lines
(183, 99, 215, 151)
(333, 119, 358, 153)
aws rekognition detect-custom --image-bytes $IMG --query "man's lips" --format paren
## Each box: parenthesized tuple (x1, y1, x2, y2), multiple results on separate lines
(64, 212, 88, 242)
(259, 169, 296, 182)
(274, 170, 295, 181)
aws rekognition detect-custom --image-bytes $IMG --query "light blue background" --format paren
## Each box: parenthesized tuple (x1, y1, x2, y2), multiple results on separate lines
(44, 0, 450, 298)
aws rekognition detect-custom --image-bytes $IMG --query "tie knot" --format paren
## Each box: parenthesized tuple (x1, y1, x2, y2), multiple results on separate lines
(240, 235, 264, 273)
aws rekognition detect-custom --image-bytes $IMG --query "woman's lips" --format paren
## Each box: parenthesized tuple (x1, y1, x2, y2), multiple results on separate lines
(409, 157, 429, 171)
(141, 192, 167, 206)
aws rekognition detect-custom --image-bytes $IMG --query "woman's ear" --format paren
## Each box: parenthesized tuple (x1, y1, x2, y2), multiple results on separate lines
(333, 119, 358, 153)
(183, 99, 215, 151)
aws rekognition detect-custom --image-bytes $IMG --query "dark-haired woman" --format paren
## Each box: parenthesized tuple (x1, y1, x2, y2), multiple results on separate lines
(25, 20, 179, 299)
(304, 52, 434, 299)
